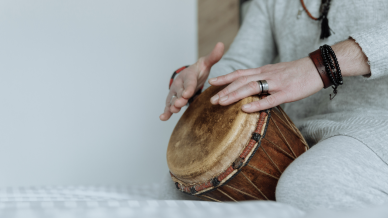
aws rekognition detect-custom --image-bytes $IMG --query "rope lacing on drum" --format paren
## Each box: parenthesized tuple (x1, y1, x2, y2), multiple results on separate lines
(217, 189, 237, 202)
(263, 137, 295, 160)
(260, 146, 283, 174)
(241, 171, 269, 200)
(246, 164, 280, 180)
(276, 106, 309, 148)
(270, 116, 297, 159)
(201, 195, 222, 202)
(224, 185, 261, 200)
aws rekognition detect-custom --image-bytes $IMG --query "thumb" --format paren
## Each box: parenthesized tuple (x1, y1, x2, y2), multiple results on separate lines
(204, 42, 224, 68)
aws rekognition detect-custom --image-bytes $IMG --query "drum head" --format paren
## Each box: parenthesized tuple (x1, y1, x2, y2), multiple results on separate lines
(167, 85, 260, 184)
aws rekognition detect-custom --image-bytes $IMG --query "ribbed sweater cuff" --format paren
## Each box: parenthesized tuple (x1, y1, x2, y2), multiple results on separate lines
(349, 22, 388, 80)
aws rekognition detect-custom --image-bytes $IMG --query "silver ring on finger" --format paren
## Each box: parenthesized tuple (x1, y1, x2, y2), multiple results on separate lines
(257, 80, 269, 94)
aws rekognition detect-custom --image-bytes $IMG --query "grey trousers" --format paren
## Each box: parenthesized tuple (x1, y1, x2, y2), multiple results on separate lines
(276, 135, 388, 211)
(160, 136, 388, 211)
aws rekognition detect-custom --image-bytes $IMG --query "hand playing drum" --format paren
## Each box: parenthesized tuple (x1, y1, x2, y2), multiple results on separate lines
(161, 39, 369, 202)
(160, 40, 314, 202)
(159, 42, 224, 121)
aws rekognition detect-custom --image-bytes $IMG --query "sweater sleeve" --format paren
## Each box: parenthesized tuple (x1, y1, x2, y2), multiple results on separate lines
(349, 21, 388, 80)
(203, 0, 277, 90)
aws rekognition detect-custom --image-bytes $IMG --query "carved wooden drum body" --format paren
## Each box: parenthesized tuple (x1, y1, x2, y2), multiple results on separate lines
(167, 85, 308, 202)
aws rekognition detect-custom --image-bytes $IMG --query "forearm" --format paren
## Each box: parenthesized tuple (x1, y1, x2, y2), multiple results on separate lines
(331, 39, 371, 77)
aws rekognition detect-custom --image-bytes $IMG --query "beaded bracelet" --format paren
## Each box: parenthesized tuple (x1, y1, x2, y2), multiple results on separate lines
(169, 66, 203, 105)
(309, 44, 343, 100)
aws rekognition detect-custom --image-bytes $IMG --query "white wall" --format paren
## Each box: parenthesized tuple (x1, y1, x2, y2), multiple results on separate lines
(0, 0, 197, 186)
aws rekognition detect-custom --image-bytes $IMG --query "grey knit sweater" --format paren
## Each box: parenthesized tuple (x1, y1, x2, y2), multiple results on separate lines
(204, 0, 388, 163)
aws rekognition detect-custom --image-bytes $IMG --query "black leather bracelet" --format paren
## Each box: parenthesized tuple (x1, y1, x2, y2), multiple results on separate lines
(309, 45, 343, 100)
(320, 44, 343, 100)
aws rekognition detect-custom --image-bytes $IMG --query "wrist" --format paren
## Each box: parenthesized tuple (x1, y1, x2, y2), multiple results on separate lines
(308, 45, 343, 99)
(331, 39, 370, 77)
(308, 49, 334, 88)
(301, 57, 325, 89)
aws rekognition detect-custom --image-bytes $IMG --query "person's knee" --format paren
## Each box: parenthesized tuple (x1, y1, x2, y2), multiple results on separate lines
(275, 148, 344, 210)
(274, 136, 384, 210)
(275, 160, 318, 210)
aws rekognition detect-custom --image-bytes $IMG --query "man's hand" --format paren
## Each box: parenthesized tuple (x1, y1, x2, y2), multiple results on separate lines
(208, 39, 370, 113)
(159, 42, 224, 121)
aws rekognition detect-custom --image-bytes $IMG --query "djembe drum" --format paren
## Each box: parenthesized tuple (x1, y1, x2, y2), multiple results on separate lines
(166, 85, 308, 202)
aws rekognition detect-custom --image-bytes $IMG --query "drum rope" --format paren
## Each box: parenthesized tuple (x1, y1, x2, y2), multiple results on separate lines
(196, 195, 211, 201)
(276, 106, 309, 148)
(241, 171, 269, 200)
(263, 137, 295, 160)
(217, 189, 238, 202)
(273, 108, 307, 146)
(246, 164, 280, 180)
(201, 195, 222, 202)
(272, 109, 303, 139)
(224, 184, 261, 200)
(270, 117, 298, 158)
(260, 146, 282, 174)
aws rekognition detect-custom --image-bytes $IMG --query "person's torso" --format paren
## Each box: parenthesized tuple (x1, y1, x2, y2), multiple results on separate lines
(267, 0, 388, 121)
